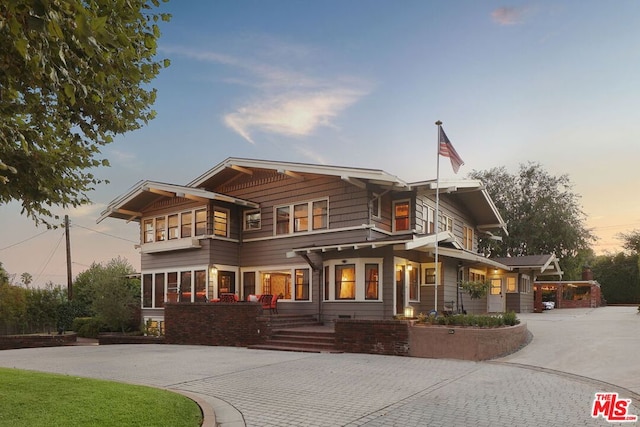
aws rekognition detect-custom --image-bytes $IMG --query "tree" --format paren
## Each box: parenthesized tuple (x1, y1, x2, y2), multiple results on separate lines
(469, 162, 595, 279)
(0, 1, 170, 226)
(75, 257, 139, 332)
(592, 252, 640, 304)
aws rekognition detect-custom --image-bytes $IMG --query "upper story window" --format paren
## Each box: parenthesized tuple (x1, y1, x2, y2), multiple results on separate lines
(244, 210, 261, 231)
(423, 204, 435, 234)
(195, 209, 207, 236)
(275, 199, 329, 235)
(142, 207, 218, 244)
(462, 225, 473, 250)
(213, 209, 229, 237)
(371, 194, 381, 219)
(441, 214, 453, 232)
(393, 200, 410, 232)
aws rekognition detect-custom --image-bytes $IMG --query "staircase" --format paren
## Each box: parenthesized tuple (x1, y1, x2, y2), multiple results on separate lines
(250, 315, 340, 353)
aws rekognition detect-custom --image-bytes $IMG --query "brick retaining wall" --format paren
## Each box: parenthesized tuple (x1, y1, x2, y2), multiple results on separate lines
(335, 319, 410, 356)
(0, 333, 77, 350)
(164, 302, 270, 346)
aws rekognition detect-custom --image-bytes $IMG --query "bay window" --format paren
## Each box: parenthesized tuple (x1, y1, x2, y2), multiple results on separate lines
(335, 264, 356, 300)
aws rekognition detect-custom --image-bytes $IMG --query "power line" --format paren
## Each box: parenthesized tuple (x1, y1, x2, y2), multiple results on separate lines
(72, 224, 138, 244)
(0, 229, 51, 252)
(34, 231, 65, 285)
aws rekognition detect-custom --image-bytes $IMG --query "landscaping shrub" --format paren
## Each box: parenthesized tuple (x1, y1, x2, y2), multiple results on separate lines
(424, 312, 519, 328)
(72, 317, 104, 338)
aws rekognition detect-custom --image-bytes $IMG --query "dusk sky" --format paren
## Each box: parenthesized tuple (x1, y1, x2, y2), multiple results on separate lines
(2, 1, 640, 286)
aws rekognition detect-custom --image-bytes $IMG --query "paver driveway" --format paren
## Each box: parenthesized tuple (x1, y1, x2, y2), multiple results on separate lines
(0, 306, 637, 426)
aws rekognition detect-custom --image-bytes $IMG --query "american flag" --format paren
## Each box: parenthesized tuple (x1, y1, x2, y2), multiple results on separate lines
(438, 127, 464, 173)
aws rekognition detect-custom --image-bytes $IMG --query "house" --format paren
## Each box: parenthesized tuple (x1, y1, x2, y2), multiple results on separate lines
(98, 157, 540, 326)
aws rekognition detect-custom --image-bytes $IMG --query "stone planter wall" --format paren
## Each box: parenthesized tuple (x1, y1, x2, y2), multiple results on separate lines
(408, 322, 528, 361)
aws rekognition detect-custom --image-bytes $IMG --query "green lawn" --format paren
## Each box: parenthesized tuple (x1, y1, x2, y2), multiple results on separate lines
(0, 368, 202, 427)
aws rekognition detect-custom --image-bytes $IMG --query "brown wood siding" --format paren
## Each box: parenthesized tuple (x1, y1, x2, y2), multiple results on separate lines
(240, 229, 370, 266)
(209, 239, 240, 266)
(141, 240, 213, 270)
(209, 173, 370, 239)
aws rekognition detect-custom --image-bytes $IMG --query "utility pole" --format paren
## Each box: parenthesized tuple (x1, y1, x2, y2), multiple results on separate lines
(65, 215, 73, 300)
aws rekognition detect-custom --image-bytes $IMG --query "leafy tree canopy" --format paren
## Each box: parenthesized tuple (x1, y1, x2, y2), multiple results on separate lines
(469, 162, 595, 279)
(618, 230, 640, 254)
(0, 0, 170, 226)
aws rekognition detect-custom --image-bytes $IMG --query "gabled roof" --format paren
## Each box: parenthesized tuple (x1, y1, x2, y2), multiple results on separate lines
(97, 180, 259, 223)
(188, 157, 410, 191)
(411, 179, 507, 235)
(492, 254, 563, 277)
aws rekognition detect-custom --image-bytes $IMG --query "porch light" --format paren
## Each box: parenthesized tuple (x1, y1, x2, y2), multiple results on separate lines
(404, 306, 414, 318)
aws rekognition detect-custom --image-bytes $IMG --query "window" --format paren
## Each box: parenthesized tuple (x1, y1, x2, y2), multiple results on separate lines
(520, 274, 531, 293)
(422, 262, 442, 286)
(393, 200, 410, 232)
(195, 209, 207, 236)
(276, 206, 290, 235)
(261, 271, 291, 299)
(142, 208, 213, 243)
(181, 212, 192, 238)
(324, 259, 383, 301)
(295, 269, 309, 300)
(213, 209, 228, 237)
(154, 273, 165, 307)
(371, 194, 381, 219)
(312, 200, 328, 230)
(490, 278, 502, 295)
(168, 214, 179, 240)
(142, 268, 209, 308)
(143, 219, 154, 243)
(294, 203, 308, 232)
(167, 272, 178, 302)
(469, 268, 486, 282)
(155, 217, 166, 241)
(335, 264, 356, 300)
(195, 270, 206, 302)
(244, 210, 261, 231)
(506, 276, 517, 293)
(243, 272, 256, 297)
(180, 271, 192, 302)
(324, 266, 329, 300)
(143, 274, 152, 307)
(423, 204, 435, 233)
(275, 199, 328, 235)
(441, 214, 453, 232)
(462, 225, 473, 250)
(365, 264, 379, 300)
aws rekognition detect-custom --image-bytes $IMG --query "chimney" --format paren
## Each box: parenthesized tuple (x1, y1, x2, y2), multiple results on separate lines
(582, 265, 593, 281)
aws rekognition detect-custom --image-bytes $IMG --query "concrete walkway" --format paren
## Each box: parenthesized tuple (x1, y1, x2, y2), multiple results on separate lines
(0, 306, 637, 426)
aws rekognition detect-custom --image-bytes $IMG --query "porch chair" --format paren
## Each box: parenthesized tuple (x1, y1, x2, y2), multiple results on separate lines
(442, 301, 455, 316)
(220, 293, 237, 303)
(259, 294, 273, 312)
(270, 294, 279, 314)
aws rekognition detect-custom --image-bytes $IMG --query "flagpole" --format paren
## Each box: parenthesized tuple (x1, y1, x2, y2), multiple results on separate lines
(434, 120, 441, 312)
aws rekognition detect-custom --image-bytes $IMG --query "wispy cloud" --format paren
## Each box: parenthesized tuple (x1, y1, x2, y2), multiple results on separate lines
(162, 41, 371, 145)
(491, 6, 527, 26)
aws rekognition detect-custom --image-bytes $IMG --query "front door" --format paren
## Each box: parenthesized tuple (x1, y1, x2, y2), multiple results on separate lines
(488, 278, 504, 312)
